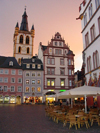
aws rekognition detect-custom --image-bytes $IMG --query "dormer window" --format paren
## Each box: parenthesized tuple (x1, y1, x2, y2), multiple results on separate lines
(38, 64, 41, 69)
(32, 59, 35, 62)
(26, 64, 30, 68)
(32, 64, 35, 69)
(9, 61, 13, 66)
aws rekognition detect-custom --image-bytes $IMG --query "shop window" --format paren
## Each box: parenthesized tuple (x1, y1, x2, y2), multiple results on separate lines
(18, 86, 22, 92)
(61, 79, 65, 86)
(0, 69, 3, 74)
(19, 35, 23, 44)
(11, 86, 15, 92)
(26, 36, 29, 44)
(0, 96, 3, 103)
(26, 87, 29, 92)
(26, 80, 29, 84)
(10, 96, 15, 103)
(4, 96, 9, 103)
(37, 87, 41, 92)
(32, 80, 35, 84)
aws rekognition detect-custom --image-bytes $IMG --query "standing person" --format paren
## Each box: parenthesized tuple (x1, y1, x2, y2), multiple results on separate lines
(60, 100, 62, 106)
(48, 100, 49, 106)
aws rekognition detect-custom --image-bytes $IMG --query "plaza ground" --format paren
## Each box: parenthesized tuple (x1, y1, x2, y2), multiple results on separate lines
(0, 104, 100, 133)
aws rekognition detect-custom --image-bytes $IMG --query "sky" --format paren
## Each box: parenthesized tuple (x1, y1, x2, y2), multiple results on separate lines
(0, 0, 83, 72)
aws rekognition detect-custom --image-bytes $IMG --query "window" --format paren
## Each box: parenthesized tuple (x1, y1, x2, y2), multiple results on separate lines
(18, 58, 21, 64)
(84, 13, 87, 27)
(37, 87, 41, 92)
(47, 68, 55, 75)
(90, 24, 95, 42)
(47, 58, 50, 64)
(26, 64, 30, 68)
(0, 69, 3, 74)
(26, 80, 29, 84)
(11, 86, 15, 92)
(37, 73, 41, 76)
(18, 78, 22, 83)
(69, 59, 71, 65)
(11, 78, 15, 83)
(60, 59, 64, 65)
(55, 42, 57, 46)
(59, 42, 62, 46)
(61, 79, 65, 86)
(93, 51, 99, 69)
(32, 80, 35, 84)
(26, 87, 29, 92)
(37, 80, 40, 84)
(18, 70, 22, 75)
(47, 79, 55, 86)
(69, 70, 71, 75)
(0, 86, 3, 91)
(98, 17, 100, 33)
(18, 46, 21, 53)
(5, 70, 8, 74)
(4, 86, 7, 92)
(0, 78, 3, 82)
(19, 35, 23, 44)
(69, 80, 72, 86)
(32, 64, 35, 68)
(55, 49, 62, 55)
(18, 86, 22, 92)
(11, 70, 16, 75)
(27, 47, 29, 54)
(9, 61, 13, 66)
(87, 56, 91, 72)
(38, 64, 41, 69)
(95, 0, 100, 9)
(85, 32, 89, 47)
(89, 3, 93, 19)
(51, 59, 54, 64)
(32, 87, 35, 92)
(4, 78, 8, 83)
(26, 36, 29, 44)
(26, 72, 30, 76)
(60, 68, 64, 75)
(32, 73, 35, 76)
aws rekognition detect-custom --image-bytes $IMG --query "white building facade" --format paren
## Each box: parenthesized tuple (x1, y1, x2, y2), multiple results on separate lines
(79, 0, 100, 86)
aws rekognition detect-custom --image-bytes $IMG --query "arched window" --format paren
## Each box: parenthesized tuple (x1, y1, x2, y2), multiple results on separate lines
(19, 35, 23, 44)
(27, 47, 30, 54)
(26, 36, 29, 44)
(18, 47, 21, 53)
(93, 51, 99, 69)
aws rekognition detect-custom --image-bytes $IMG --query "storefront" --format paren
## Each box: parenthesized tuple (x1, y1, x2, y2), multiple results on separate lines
(4, 96, 9, 103)
(16, 96, 21, 104)
(10, 96, 16, 103)
(35, 96, 43, 103)
(24, 96, 34, 103)
(0, 95, 3, 103)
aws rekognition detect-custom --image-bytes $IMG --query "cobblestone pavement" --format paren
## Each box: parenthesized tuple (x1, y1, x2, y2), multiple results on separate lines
(0, 104, 100, 133)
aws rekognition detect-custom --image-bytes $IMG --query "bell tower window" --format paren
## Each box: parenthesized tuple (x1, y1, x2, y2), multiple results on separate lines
(18, 47, 21, 53)
(19, 35, 23, 44)
(27, 47, 30, 54)
(26, 36, 29, 44)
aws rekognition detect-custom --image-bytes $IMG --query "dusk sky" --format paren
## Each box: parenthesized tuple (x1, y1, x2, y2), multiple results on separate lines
(0, 0, 83, 72)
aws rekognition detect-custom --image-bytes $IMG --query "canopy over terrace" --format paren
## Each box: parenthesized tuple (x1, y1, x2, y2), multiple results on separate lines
(57, 85, 100, 113)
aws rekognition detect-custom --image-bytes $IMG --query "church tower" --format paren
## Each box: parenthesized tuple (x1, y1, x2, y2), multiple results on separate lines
(13, 8, 35, 65)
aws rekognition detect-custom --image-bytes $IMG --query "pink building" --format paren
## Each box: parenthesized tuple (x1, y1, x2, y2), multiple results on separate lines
(0, 56, 22, 104)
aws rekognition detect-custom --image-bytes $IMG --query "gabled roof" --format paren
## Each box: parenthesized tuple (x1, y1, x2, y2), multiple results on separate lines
(0, 56, 21, 69)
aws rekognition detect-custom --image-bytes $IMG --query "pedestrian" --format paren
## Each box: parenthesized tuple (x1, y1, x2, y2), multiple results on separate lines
(48, 100, 49, 106)
(60, 100, 62, 106)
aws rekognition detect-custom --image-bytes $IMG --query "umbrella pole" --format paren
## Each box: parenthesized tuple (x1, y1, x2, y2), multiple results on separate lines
(85, 95, 87, 113)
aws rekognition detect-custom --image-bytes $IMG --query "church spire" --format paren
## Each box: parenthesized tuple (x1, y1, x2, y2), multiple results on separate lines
(20, 7, 29, 31)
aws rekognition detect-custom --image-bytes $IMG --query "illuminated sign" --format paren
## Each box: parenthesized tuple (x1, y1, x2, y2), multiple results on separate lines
(60, 90, 66, 92)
